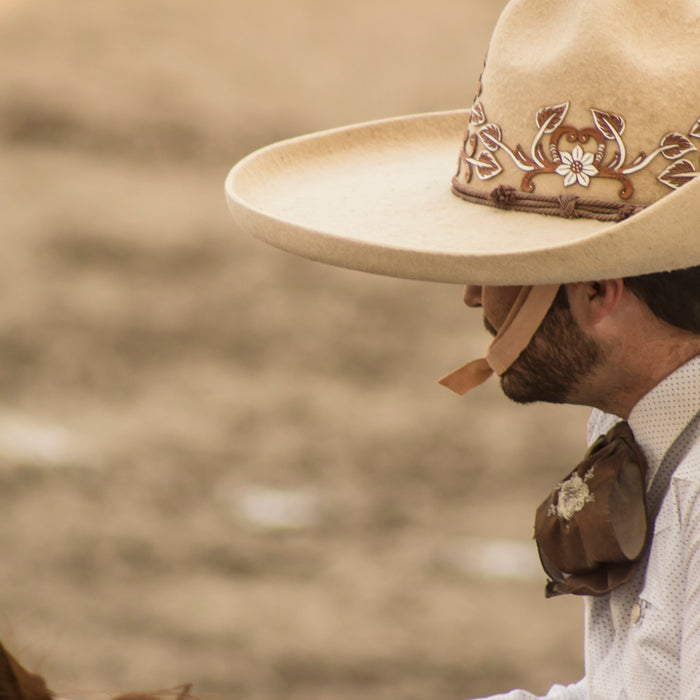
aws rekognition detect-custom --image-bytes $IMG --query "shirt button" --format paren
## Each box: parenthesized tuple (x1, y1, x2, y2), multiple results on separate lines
(631, 603, 642, 624)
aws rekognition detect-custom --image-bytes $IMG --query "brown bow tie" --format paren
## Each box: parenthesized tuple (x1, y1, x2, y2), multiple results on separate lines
(534, 421, 650, 597)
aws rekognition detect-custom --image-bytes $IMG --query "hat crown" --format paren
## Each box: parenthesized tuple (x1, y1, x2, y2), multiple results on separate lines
(491, 0, 700, 106)
(454, 0, 700, 211)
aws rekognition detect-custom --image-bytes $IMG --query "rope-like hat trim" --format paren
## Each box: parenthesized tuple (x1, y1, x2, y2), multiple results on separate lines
(451, 180, 645, 222)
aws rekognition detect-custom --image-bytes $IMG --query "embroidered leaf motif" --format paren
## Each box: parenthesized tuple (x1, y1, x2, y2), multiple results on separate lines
(463, 132, 478, 158)
(458, 157, 473, 184)
(463, 161, 473, 183)
(470, 101, 486, 126)
(591, 109, 626, 140)
(536, 102, 569, 133)
(514, 144, 532, 168)
(479, 123, 502, 152)
(474, 150, 502, 180)
(658, 159, 697, 190)
(690, 118, 700, 139)
(659, 132, 696, 160)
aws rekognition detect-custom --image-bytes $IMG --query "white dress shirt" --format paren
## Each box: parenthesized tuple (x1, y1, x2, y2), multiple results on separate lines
(474, 355, 700, 700)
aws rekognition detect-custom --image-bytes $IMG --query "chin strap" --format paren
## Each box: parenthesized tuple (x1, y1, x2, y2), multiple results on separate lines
(439, 284, 561, 396)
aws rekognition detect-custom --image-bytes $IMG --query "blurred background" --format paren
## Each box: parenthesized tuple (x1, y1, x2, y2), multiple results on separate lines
(0, 1, 589, 698)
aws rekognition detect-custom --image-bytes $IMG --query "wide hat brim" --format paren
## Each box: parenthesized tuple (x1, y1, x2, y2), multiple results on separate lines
(226, 109, 700, 285)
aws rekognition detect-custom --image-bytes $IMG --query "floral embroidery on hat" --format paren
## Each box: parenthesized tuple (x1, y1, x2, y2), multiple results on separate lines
(555, 145, 599, 187)
(548, 466, 595, 522)
(461, 102, 700, 198)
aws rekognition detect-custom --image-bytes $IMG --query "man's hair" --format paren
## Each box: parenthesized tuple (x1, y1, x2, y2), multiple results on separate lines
(624, 266, 700, 334)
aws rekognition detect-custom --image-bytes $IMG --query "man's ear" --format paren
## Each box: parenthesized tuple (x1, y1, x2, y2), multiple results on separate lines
(565, 279, 625, 328)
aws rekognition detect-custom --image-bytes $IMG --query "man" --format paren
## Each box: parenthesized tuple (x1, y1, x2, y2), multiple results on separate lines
(226, 0, 700, 696)
(457, 276, 700, 698)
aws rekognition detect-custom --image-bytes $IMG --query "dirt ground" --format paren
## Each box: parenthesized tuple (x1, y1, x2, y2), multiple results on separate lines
(0, 1, 591, 698)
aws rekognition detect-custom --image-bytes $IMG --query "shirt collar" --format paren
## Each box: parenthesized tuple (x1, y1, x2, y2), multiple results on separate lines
(628, 354, 700, 479)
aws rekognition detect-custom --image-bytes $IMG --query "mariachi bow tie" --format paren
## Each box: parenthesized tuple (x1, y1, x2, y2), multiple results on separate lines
(534, 421, 651, 598)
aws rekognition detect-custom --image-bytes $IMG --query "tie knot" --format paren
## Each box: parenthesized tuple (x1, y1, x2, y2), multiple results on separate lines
(535, 420, 650, 597)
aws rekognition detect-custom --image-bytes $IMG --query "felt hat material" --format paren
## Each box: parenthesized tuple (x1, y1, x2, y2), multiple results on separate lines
(226, 0, 700, 284)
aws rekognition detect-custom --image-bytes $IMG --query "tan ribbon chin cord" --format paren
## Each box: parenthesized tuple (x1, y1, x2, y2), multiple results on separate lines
(439, 284, 560, 396)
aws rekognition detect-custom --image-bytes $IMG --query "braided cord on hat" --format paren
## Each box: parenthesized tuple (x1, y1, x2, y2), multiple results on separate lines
(452, 180, 646, 222)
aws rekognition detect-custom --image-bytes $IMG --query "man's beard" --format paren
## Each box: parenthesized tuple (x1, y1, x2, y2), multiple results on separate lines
(496, 299, 604, 405)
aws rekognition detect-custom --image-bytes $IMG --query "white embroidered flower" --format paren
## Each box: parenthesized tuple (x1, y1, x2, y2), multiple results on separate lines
(555, 145, 599, 187)
(548, 467, 595, 521)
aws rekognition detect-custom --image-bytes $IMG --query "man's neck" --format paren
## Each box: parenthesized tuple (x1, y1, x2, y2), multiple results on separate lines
(583, 343, 700, 419)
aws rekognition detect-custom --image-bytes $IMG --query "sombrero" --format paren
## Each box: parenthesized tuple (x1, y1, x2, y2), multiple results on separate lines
(226, 0, 700, 287)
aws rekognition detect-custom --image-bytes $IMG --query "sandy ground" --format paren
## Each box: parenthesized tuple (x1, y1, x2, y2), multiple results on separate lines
(0, 1, 590, 698)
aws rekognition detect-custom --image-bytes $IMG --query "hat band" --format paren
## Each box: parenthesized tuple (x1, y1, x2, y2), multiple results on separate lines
(451, 179, 645, 223)
(453, 99, 700, 223)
